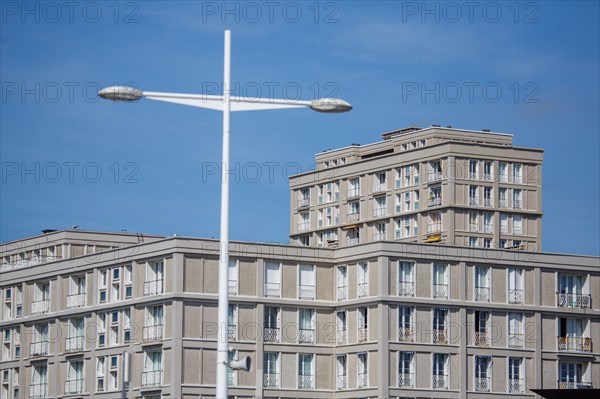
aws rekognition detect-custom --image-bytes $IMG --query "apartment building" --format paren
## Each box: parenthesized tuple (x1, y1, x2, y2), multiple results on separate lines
(1, 229, 598, 399)
(289, 126, 543, 251)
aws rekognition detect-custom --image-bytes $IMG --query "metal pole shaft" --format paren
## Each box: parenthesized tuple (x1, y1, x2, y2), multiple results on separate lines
(216, 29, 231, 399)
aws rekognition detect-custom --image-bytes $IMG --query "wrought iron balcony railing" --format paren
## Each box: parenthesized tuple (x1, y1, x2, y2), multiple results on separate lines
(433, 283, 448, 299)
(474, 331, 490, 347)
(264, 282, 280, 298)
(475, 376, 491, 392)
(64, 379, 83, 395)
(298, 328, 314, 344)
(509, 289, 523, 304)
(509, 378, 524, 393)
(337, 374, 347, 389)
(141, 370, 162, 387)
(398, 372, 414, 387)
(228, 279, 238, 295)
(143, 324, 164, 342)
(29, 383, 48, 399)
(557, 292, 591, 308)
(428, 197, 442, 207)
(358, 372, 368, 387)
(337, 285, 347, 300)
(475, 286, 490, 302)
(398, 281, 414, 297)
(508, 333, 524, 348)
(557, 336, 592, 352)
(358, 327, 368, 342)
(433, 329, 448, 344)
(299, 284, 315, 300)
(298, 374, 313, 389)
(297, 198, 310, 208)
(427, 171, 442, 182)
(143, 279, 163, 296)
(347, 188, 360, 198)
(65, 336, 84, 352)
(347, 212, 360, 222)
(432, 374, 448, 389)
(32, 299, 50, 314)
(30, 341, 49, 356)
(558, 381, 593, 389)
(227, 325, 237, 341)
(337, 329, 347, 345)
(398, 327, 414, 342)
(264, 327, 280, 343)
(263, 372, 279, 388)
(358, 282, 369, 298)
(372, 184, 387, 193)
(66, 293, 85, 308)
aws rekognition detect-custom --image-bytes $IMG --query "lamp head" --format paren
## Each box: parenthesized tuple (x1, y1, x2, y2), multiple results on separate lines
(98, 86, 143, 102)
(310, 98, 353, 113)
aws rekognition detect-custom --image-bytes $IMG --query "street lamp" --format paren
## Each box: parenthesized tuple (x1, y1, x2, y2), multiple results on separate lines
(98, 29, 351, 399)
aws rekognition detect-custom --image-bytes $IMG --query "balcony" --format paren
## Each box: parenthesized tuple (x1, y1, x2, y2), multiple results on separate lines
(64, 379, 83, 395)
(358, 372, 368, 388)
(498, 198, 508, 208)
(475, 286, 490, 302)
(347, 188, 360, 198)
(143, 279, 163, 296)
(558, 381, 593, 389)
(299, 284, 315, 300)
(433, 374, 448, 389)
(372, 233, 385, 241)
(433, 283, 448, 299)
(66, 293, 85, 308)
(358, 327, 368, 342)
(65, 336, 84, 352)
(509, 289, 523, 304)
(433, 329, 448, 344)
(298, 328, 314, 343)
(264, 372, 279, 388)
(557, 292, 591, 308)
(347, 212, 360, 222)
(337, 286, 347, 300)
(373, 207, 386, 218)
(475, 376, 491, 392)
(469, 197, 479, 206)
(227, 324, 237, 341)
(264, 282, 280, 298)
(558, 336, 592, 352)
(228, 279, 238, 295)
(358, 282, 368, 298)
(372, 184, 387, 193)
(509, 333, 524, 348)
(428, 197, 441, 207)
(484, 173, 493, 181)
(427, 223, 441, 234)
(337, 374, 347, 389)
(337, 329, 347, 345)
(398, 372, 414, 388)
(141, 370, 162, 387)
(474, 332, 490, 347)
(509, 378, 524, 393)
(29, 383, 48, 399)
(346, 237, 359, 246)
(298, 374, 313, 389)
(398, 281, 415, 297)
(297, 222, 310, 232)
(298, 198, 310, 208)
(30, 341, 49, 356)
(398, 327, 414, 342)
(143, 325, 164, 342)
(264, 326, 279, 343)
(427, 171, 442, 182)
(32, 299, 50, 314)
(513, 199, 522, 209)
(483, 198, 493, 207)
(483, 224, 493, 234)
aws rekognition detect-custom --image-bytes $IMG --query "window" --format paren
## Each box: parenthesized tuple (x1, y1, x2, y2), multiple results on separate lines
(513, 214, 523, 235)
(227, 259, 239, 295)
(428, 186, 442, 207)
(298, 309, 315, 343)
(144, 305, 164, 342)
(373, 222, 386, 241)
(32, 281, 50, 314)
(298, 187, 311, 207)
(373, 196, 386, 217)
(483, 212, 493, 233)
(31, 364, 48, 398)
(508, 312, 524, 348)
(508, 268, 523, 304)
(474, 311, 490, 346)
(499, 162, 507, 182)
(469, 185, 479, 206)
(513, 163, 522, 183)
(432, 264, 448, 299)
(357, 353, 368, 387)
(318, 181, 339, 204)
(31, 323, 49, 356)
(65, 360, 84, 394)
(469, 160, 479, 180)
(558, 318, 590, 352)
(67, 275, 86, 308)
(396, 215, 418, 238)
(264, 262, 281, 298)
(475, 356, 491, 392)
(373, 172, 387, 193)
(483, 238, 492, 248)
(347, 200, 360, 222)
(336, 310, 347, 344)
(298, 354, 314, 389)
(96, 357, 105, 391)
(499, 187, 508, 208)
(432, 353, 448, 389)
(348, 177, 360, 198)
(398, 306, 414, 342)
(264, 352, 280, 388)
(558, 274, 590, 308)
(475, 266, 490, 302)
(264, 306, 280, 343)
(513, 189, 522, 209)
(468, 211, 479, 232)
(398, 262, 414, 297)
(142, 351, 163, 388)
(433, 308, 448, 343)
(398, 351, 415, 387)
(428, 160, 442, 182)
(298, 264, 315, 299)
(483, 161, 492, 181)
(336, 266, 347, 300)
(483, 186, 492, 207)
(357, 262, 369, 298)
(228, 304, 237, 341)
(559, 362, 590, 389)
(509, 358, 524, 393)
(66, 317, 84, 352)
(144, 260, 164, 296)
(336, 354, 347, 389)
(469, 236, 478, 247)
(358, 307, 368, 342)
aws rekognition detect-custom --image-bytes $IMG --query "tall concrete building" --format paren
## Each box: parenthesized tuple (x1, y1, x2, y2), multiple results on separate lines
(289, 126, 543, 252)
(0, 127, 598, 399)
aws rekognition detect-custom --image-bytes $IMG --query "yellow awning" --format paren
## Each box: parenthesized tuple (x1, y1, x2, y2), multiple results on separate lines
(424, 235, 442, 242)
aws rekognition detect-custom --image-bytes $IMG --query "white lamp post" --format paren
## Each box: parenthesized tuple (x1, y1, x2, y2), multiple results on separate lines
(98, 29, 351, 399)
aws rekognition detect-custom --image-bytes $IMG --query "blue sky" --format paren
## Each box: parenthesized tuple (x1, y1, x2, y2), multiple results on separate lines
(1, 1, 598, 255)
